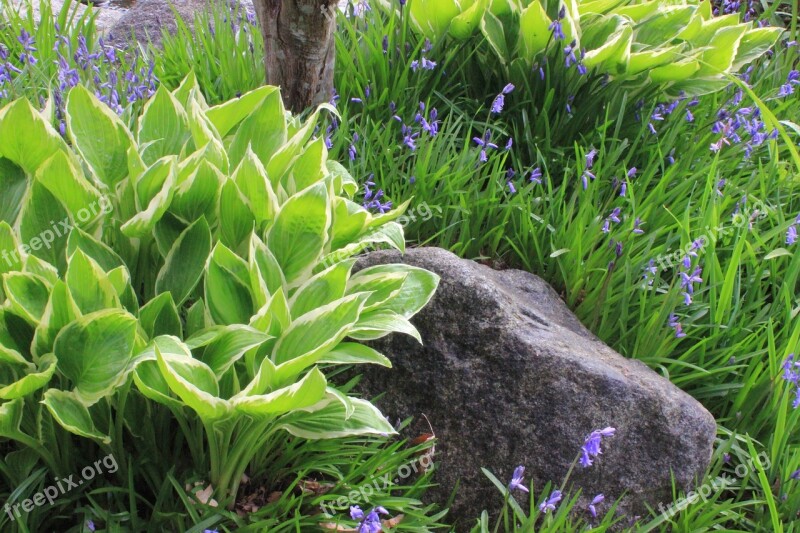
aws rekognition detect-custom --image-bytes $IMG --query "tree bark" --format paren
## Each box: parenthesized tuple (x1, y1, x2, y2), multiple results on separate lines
(254, 0, 338, 114)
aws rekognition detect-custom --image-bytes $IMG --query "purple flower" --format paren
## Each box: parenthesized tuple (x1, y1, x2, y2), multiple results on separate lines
(507, 181, 517, 194)
(351, 505, 388, 533)
(585, 148, 598, 169)
(539, 489, 562, 513)
(88, 521, 96, 532)
(564, 40, 577, 67)
(501, 83, 515, 94)
(549, 20, 565, 40)
(632, 217, 644, 235)
(529, 167, 543, 184)
(579, 427, 615, 468)
(791, 469, 800, 480)
(787, 225, 797, 245)
(668, 314, 687, 338)
(581, 169, 595, 190)
(627, 167, 637, 178)
(679, 267, 703, 295)
(508, 465, 529, 493)
(505, 138, 513, 150)
(421, 57, 437, 70)
(588, 494, 604, 518)
(490, 94, 506, 114)
(17, 29, 38, 65)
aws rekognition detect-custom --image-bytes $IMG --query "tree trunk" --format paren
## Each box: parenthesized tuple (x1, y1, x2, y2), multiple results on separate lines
(254, 0, 338, 114)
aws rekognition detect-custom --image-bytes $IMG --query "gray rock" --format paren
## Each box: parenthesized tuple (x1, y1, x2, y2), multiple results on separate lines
(108, 0, 254, 47)
(353, 247, 716, 527)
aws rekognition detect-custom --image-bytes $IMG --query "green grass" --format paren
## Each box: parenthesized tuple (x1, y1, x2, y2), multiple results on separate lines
(2, 0, 800, 530)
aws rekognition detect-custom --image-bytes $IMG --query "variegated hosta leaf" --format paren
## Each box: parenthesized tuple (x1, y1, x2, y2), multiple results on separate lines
(278, 396, 397, 440)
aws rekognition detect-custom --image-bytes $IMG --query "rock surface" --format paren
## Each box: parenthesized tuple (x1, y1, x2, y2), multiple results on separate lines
(354, 247, 717, 526)
(8, 0, 126, 34)
(109, 0, 254, 47)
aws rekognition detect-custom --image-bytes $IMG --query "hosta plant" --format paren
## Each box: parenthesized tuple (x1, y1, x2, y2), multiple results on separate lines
(0, 77, 439, 509)
(405, 0, 783, 95)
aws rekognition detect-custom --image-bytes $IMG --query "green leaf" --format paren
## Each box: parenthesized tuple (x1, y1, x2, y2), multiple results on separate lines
(233, 367, 326, 417)
(289, 259, 354, 319)
(205, 243, 255, 325)
(0, 99, 68, 175)
(65, 251, 121, 315)
(3, 272, 50, 326)
(228, 89, 288, 168)
(278, 396, 396, 439)
(330, 198, 369, 250)
(696, 25, 747, 76)
(635, 6, 696, 46)
(248, 233, 286, 307)
(449, 0, 490, 40)
(132, 336, 191, 409)
(31, 280, 80, 357)
(35, 150, 104, 222)
(350, 264, 439, 318)
(408, 0, 461, 39)
(0, 158, 27, 225)
(42, 389, 110, 443)
(139, 292, 183, 339)
(137, 86, 191, 165)
(268, 182, 330, 285)
(627, 45, 684, 76)
(349, 310, 423, 343)
(233, 148, 280, 231)
(190, 324, 269, 377)
(582, 23, 632, 72)
(154, 339, 230, 420)
(517, 0, 551, 59)
(649, 57, 700, 84)
(54, 310, 138, 405)
(266, 104, 335, 188)
(286, 137, 328, 194)
(731, 27, 783, 71)
(206, 86, 280, 138)
(219, 179, 255, 252)
(65, 227, 125, 272)
(19, 182, 70, 268)
(121, 157, 178, 238)
(480, 11, 509, 64)
(66, 84, 134, 187)
(0, 354, 57, 400)
(170, 160, 223, 224)
(0, 398, 24, 438)
(156, 217, 212, 306)
(317, 342, 392, 367)
(272, 294, 368, 384)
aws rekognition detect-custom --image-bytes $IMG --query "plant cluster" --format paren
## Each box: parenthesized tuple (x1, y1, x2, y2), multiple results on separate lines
(0, 73, 439, 529)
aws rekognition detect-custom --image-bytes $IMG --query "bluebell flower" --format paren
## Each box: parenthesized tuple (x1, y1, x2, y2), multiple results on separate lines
(668, 314, 687, 338)
(579, 427, 615, 467)
(588, 494, 604, 518)
(508, 465, 529, 493)
(549, 20, 565, 40)
(529, 167, 543, 184)
(585, 148, 598, 169)
(787, 225, 797, 245)
(539, 489, 562, 513)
